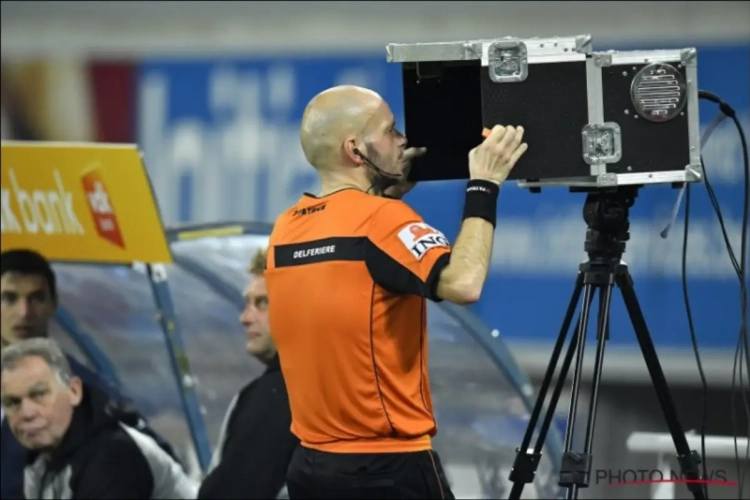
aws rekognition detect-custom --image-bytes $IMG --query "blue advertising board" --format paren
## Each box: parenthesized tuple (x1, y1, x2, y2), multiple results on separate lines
(136, 57, 405, 224)
(137, 44, 748, 353)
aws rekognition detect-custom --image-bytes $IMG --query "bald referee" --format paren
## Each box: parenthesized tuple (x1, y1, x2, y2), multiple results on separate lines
(265, 85, 527, 499)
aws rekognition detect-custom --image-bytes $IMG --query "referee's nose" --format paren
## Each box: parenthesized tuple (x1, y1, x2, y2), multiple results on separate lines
(399, 131, 407, 149)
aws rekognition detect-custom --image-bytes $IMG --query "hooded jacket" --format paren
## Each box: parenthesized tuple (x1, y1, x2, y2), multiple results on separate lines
(1, 355, 179, 499)
(22, 383, 197, 499)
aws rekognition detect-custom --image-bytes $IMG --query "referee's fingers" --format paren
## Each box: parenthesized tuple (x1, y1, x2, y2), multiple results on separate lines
(404, 146, 427, 159)
(483, 125, 507, 144)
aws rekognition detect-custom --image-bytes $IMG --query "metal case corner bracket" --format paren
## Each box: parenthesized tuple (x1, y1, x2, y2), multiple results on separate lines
(575, 34, 593, 54)
(680, 48, 697, 66)
(596, 173, 618, 187)
(593, 53, 613, 68)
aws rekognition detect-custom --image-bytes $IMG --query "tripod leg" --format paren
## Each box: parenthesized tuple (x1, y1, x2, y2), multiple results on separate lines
(583, 281, 613, 454)
(568, 280, 615, 500)
(558, 281, 598, 499)
(562, 283, 595, 449)
(508, 273, 593, 500)
(537, 300, 594, 456)
(616, 267, 707, 500)
(515, 273, 584, 451)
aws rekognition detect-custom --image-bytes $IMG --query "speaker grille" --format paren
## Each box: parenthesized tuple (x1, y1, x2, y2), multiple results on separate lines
(630, 63, 687, 122)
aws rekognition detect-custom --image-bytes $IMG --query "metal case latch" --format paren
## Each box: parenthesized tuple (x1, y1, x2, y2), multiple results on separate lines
(582, 123, 622, 165)
(488, 40, 528, 83)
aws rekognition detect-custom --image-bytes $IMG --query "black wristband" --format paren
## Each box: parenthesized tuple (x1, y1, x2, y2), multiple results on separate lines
(463, 180, 500, 227)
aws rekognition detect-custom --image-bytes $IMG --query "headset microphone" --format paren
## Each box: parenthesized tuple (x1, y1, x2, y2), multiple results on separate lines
(352, 147, 403, 196)
(352, 148, 403, 179)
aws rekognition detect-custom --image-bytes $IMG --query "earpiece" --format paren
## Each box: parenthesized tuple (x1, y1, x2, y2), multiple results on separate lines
(351, 147, 367, 165)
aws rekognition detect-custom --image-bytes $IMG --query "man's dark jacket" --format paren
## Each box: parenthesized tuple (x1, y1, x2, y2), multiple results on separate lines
(198, 355, 299, 499)
(23, 381, 195, 499)
(0, 356, 178, 499)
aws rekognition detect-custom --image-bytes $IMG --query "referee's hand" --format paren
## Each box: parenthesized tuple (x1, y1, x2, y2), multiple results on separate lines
(469, 125, 527, 185)
(384, 147, 427, 199)
(401, 146, 427, 169)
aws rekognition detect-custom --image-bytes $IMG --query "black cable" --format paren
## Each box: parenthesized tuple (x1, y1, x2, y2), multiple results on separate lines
(700, 157, 743, 499)
(680, 181, 710, 498)
(721, 104, 749, 500)
(697, 90, 750, 500)
(731, 108, 750, 500)
(729, 106, 750, 500)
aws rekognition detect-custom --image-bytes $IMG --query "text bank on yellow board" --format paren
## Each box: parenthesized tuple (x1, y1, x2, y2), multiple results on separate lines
(1, 141, 173, 265)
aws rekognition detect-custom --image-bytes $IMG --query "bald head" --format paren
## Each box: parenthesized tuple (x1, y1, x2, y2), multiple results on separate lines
(300, 86, 383, 170)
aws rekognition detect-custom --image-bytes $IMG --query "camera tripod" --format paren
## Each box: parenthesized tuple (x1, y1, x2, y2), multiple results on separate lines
(507, 186, 706, 500)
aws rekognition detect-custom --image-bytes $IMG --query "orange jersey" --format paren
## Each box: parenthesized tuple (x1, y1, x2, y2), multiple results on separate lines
(265, 188, 452, 454)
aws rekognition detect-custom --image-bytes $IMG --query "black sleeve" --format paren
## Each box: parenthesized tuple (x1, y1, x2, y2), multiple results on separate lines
(198, 378, 299, 499)
(72, 437, 153, 499)
(68, 357, 181, 466)
(365, 240, 451, 302)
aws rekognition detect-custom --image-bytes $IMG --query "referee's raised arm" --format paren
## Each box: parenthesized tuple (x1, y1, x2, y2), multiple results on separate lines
(366, 124, 528, 305)
(435, 123, 528, 303)
(265, 85, 527, 500)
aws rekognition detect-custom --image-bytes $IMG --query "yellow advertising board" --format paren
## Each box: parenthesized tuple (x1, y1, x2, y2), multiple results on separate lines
(1, 141, 173, 264)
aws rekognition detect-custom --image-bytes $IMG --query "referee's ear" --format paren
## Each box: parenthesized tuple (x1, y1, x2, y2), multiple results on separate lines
(343, 138, 364, 166)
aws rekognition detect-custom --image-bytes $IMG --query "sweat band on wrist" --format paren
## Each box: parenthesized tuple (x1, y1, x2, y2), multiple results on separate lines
(463, 180, 500, 227)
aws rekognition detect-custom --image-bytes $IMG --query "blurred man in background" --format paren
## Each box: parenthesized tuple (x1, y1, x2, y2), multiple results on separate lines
(198, 247, 298, 499)
(0, 338, 197, 499)
(265, 85, 525, 499)
(0, 249, 179, 499)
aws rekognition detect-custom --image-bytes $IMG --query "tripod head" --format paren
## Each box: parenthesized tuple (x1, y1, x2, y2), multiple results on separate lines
(579, 186, 640, 265)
